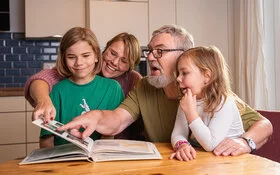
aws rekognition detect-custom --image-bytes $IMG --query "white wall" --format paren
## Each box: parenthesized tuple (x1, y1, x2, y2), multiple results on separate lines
(176, 0, 235, 88)
(8, 0, 235, 89)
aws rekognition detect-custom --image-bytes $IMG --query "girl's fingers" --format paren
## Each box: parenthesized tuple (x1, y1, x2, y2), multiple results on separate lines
(180, 150, 190, 161)
(170, 152, 176, 159)
(187, 88, 192, 96)
(193, 95, 196, 101)
(183, 149, 193, 160)
(176, 151, 183, 161)
(190, 147, 197, 159)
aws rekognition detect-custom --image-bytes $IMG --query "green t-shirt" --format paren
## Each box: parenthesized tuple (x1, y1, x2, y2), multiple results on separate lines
(41, 75, 124, 145)
(119, 77, 262, 142)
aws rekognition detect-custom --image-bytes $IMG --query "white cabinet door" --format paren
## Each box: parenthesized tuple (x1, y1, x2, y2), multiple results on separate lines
(0, 96, 25, 112)
(148, 0, 176, 39)
(0, 113, 26, 144)
(88, 0, 148, 47)
(0, 144, 26, 163)
(26, 112, 40, 143)
(25, 0, 86, 38)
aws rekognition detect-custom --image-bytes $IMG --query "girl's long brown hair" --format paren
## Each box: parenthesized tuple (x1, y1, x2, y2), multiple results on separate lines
(176, 46, 236, 117)
(56, 27, 102, 77)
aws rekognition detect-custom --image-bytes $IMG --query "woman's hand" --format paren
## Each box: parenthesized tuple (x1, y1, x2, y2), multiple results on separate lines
(32, 96, 56, 122)
(170, 143, 196, 161)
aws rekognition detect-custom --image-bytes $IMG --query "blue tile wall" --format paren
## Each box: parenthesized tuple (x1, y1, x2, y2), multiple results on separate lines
(0, 32, 148, 88)
(0, 32, 59, 88)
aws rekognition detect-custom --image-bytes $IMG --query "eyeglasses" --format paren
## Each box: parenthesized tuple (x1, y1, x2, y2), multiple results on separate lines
(142, 48, 185, 59)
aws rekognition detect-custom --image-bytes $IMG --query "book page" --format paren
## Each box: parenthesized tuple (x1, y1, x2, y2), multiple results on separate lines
(19, 144, 88, 165)
(91, 141, 162, 162)
(92, 139, 154, 153)
(33, 118, 94, 154)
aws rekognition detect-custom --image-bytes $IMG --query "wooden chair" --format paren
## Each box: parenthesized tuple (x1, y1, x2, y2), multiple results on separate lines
(253, 110, 280, 163)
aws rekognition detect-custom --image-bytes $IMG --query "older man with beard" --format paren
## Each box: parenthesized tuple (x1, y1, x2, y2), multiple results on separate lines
(56, 25, 272, 156)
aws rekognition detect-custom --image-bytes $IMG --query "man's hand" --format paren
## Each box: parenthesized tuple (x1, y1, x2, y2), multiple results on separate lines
(57, 110, 100, 139)
(32, 97, 56, 122)
(213, 138, 251, 156)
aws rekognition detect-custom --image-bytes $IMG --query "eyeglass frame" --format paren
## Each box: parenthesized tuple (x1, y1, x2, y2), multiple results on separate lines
(142, 48, 185, 59)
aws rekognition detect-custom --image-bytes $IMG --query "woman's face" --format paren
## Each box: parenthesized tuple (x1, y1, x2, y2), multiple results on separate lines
(101, 40, 130, 78)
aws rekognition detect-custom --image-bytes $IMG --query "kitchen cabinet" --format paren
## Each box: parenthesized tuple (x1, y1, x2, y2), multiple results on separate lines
(0, 145, 26, 163)
(0, 97, 38, 163)
(27, 112, 40, 143)
(25, 0, 86, 38)
(87, 0, 148, 47)
(0, 113, 26, 144)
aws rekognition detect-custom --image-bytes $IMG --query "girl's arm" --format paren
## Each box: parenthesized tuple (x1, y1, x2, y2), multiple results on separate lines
(190, 97, 244, 151)
(213, 116, 272, 156)
(171, 107, 190, 147)
(170, 107, 196, 161)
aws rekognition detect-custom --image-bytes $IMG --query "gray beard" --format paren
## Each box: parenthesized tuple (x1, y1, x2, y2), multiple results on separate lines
(147, 74, 172, 88)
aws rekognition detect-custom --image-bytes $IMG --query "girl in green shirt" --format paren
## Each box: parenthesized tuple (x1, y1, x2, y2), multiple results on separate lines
(40, 27, 124, 148)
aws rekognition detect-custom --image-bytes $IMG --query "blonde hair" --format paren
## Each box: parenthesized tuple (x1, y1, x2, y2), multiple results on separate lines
(56, 27, 102, 77)
(176, 46, 233, 117)
(103, 32, 141, 71)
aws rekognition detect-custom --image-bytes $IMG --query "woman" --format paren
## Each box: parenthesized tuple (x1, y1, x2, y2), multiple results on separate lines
(24, 32, 145, 140)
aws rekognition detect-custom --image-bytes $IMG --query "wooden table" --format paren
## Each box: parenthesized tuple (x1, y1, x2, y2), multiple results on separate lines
(0, 143, 279, 175)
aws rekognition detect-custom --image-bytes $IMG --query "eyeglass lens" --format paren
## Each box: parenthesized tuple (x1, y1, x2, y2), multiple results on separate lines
(143, 49, 161, 58)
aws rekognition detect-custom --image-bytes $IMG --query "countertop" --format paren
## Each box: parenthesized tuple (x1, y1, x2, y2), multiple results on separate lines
(0, 88, 24, 97)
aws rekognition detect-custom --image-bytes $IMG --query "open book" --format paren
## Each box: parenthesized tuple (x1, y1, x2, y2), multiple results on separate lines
(19, 118, 162, 165)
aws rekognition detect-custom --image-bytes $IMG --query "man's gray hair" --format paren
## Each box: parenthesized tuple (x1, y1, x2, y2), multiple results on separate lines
(152, 24, 194, 51)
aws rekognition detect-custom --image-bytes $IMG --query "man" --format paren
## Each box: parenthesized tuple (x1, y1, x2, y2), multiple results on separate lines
(57, 25, 272, 156)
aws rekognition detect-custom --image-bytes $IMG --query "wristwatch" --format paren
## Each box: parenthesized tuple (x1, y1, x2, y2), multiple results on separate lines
(241, 137, 256, 153)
